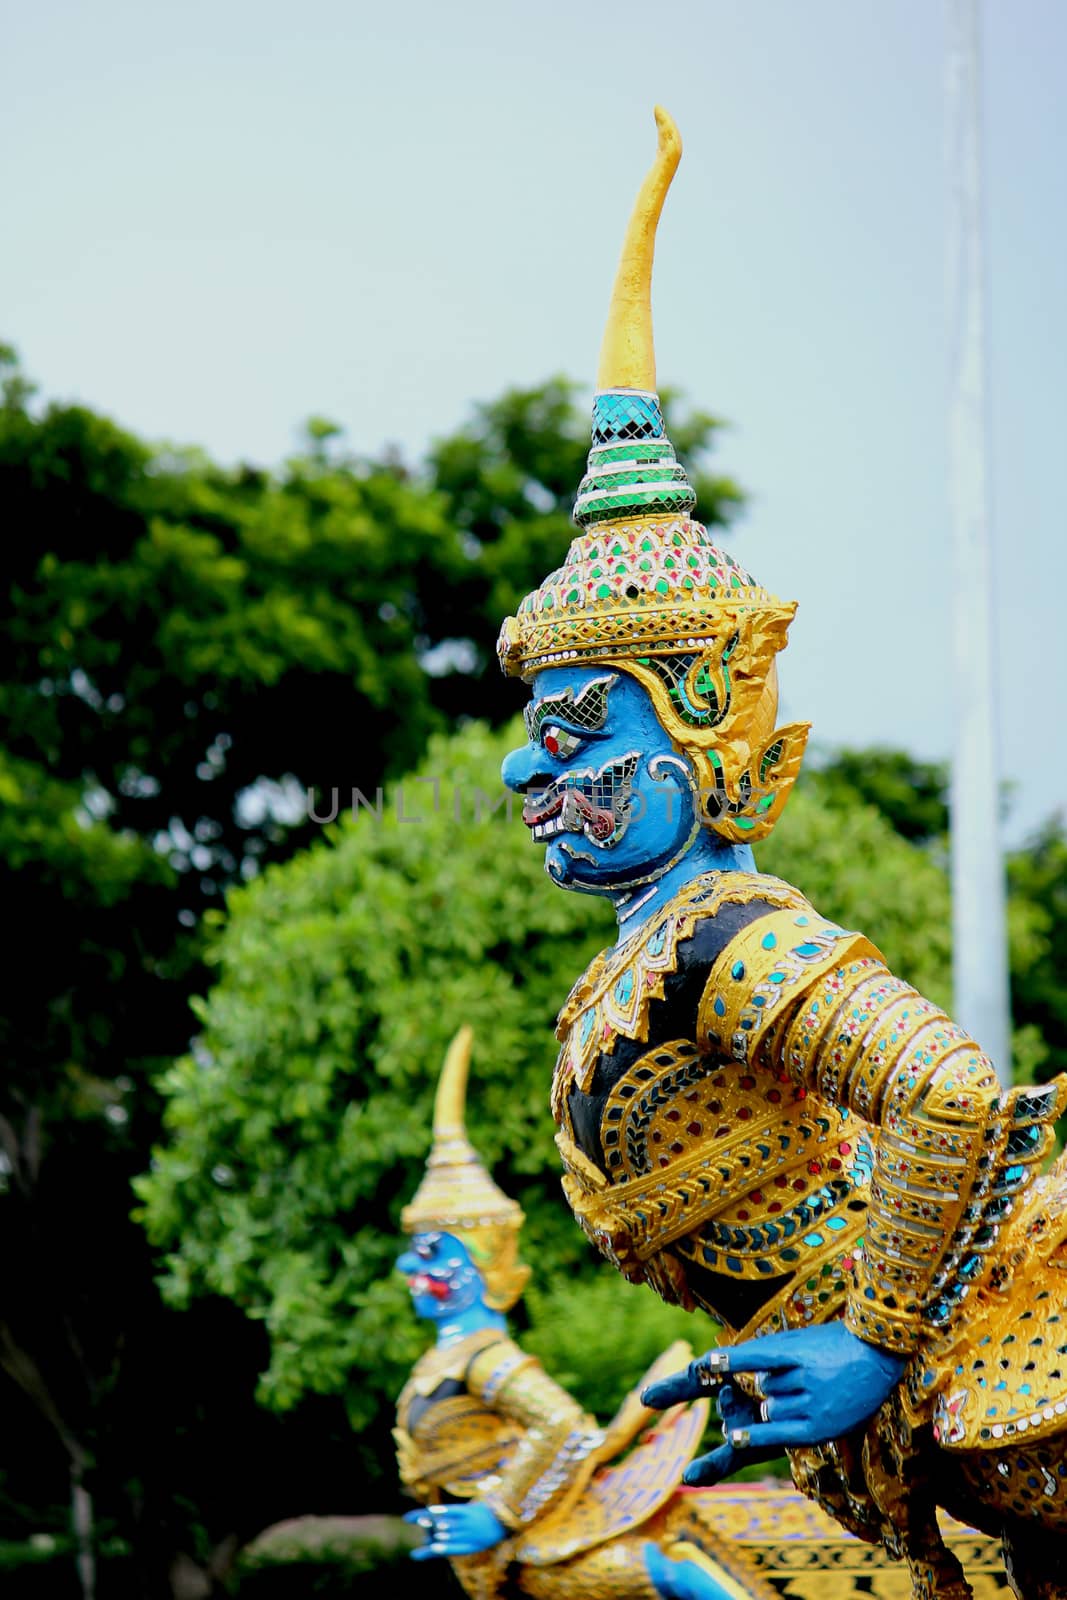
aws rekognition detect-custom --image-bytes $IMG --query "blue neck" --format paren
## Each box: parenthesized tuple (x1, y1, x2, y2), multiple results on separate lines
(434, 1303, 507, 1347)
(611, 838, 757, 943)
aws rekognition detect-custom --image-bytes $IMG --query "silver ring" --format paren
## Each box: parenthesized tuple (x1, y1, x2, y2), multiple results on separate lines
(752, 1375, 766, 1400)
(697, 1349, 731, 1386)
(729, 1427, 752, 1450)
(760, 1399, 772, 1423)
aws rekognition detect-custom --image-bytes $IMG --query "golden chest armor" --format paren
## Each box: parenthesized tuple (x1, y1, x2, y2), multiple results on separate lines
(552, 872, 873, 1337)
(394, 1329, 521, 1501)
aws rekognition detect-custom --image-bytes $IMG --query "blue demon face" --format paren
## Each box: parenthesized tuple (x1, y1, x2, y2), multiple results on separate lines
(500, 667, 700, 896)
(396, 1232, 484, 1324)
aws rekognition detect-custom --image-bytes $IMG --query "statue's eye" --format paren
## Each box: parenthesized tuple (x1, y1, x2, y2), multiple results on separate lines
(541, 724, 583, 760)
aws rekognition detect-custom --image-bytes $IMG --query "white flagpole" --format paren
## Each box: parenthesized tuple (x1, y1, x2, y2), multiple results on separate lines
(945, 0, 1012, 1087)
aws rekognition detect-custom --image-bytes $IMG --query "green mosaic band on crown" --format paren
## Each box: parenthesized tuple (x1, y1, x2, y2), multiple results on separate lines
(495, 382, 796, 681)
(574, 390, 697, 529)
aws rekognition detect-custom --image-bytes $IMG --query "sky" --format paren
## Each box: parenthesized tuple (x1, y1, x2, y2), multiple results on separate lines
(4, 0, 1065, 844)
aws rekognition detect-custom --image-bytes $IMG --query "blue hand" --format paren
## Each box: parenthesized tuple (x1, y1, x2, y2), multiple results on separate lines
(641, 1323, 905, 1484)
(403, 1501, 506, 1559)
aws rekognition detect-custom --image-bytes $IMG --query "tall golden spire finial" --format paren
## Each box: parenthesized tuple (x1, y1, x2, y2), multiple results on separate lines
(596, 105, 682, 393)
(431, 1022, 472, 1145)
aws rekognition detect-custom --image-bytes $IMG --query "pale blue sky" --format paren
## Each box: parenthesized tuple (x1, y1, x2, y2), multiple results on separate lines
(4, 1, 1065, 843)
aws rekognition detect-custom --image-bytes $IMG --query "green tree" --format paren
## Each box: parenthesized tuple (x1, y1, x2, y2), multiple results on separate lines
(806, 746, 949, 846)
(0, 345, 744, 1592)
(0, 346, 468, 1592)
(136, 718, 960, 1503)
(1007, 821, 1067, 1083)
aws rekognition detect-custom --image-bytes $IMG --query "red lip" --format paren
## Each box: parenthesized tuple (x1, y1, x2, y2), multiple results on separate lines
(409, 1274, 452, 1302)
(523, 785, 615, 840)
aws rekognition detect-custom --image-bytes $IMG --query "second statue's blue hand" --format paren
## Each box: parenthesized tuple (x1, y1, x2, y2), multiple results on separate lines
(641, 1323, 905, 1485)
(403, 1501, 506, 1560)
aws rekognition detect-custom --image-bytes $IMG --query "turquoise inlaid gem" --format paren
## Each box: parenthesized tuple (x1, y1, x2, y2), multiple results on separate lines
(579, 1009, 595, 1044)
(794, 943, 821, 958)
(713, 996, 726, 1017)
(614, 970, 635, 1004)
(731, 961, 745, 980)
(752, 995, 766, 1008)
(647, 925, 667, 955)
(795, 915, 810, 926)
(768, 972, 785, 985)
(826, 1216, 847, 1231)
(761, 931, 777, 950)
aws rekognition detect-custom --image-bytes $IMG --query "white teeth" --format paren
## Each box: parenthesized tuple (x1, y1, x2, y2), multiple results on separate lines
(532, 816, 567, 839)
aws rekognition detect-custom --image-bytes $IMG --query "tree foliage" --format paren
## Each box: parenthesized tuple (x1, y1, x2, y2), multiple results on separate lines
(0, 345, 740, 1587)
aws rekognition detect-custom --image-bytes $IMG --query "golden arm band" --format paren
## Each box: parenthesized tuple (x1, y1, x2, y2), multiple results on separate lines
(703, 904, 1066, 1354)
(467, 1339, 605, 1530)
(778, 952, 1064, 1353)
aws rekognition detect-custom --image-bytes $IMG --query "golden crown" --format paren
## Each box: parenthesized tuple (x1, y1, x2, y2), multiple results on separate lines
(497, 108, 809, 844)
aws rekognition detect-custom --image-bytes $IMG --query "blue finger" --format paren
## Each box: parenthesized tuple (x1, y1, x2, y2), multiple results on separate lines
(410, 1545, 443, 1562)
(716, 1330, 811, 1374)
(759, 1372, 807, 1398)
(683, 1442, 740, 1486)
(403, 1510, 432, 1525)
(716, 1385, 759, 1427)
(725, 1419, 819, 1451)
(685, 1436, 789, 1485)
(641, 1368, 701, 1408)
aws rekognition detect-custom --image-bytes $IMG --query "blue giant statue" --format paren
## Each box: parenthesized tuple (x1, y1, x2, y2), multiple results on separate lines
(496, 109, 1067, 1600)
